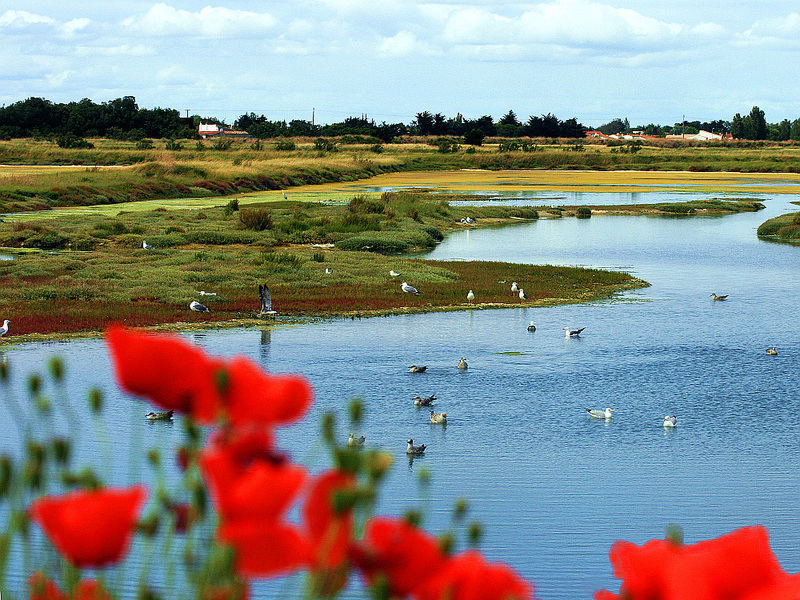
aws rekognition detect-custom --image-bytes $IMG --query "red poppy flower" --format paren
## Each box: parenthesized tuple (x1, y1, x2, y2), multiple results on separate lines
(595, 525, 787, 600)
(29, 485, 147, 568)
(106, 325, 222, 423)
(413, 549, 533, 600)
(351, 516, 447, 598)
(29, 572, 66, 600)
(218, 519, 310, 578)
(200, 427, 306, 523)
(303, 469, 357, 570)
(222, 356, 313, 427)
(106, 326, 313, 427)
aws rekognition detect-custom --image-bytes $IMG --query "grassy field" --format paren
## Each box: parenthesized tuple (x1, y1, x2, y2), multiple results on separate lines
(3, 137, 800, 213)
(3, 136, 800, 340)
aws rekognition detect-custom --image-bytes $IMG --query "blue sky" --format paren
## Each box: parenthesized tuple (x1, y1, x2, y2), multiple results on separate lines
(2, 1, 800, 128)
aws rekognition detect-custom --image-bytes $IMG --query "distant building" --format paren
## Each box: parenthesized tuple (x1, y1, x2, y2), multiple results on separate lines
(198, 122, 252, 139)
(666, 130, 725, 141)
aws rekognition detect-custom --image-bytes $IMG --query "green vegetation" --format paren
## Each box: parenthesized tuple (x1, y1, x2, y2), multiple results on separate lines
(0, 190, 650, 338)
(757, 211, 800, 241)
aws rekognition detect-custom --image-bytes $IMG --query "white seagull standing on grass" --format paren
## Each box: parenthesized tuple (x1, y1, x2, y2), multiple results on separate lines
(390, 270, 400, 277)
(402, 282, 419, 295)
(518, 289, 527, 300)
(189, 300, 210, 313)
(586, 407, 614, 419)
(0, 319, 9, 337)
(511, 281, 519, 293)
(142, 240, 154, 250)
(467, 290, 474, 304)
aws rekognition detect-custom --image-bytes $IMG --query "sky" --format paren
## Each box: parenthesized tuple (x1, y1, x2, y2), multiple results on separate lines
(2, 1, 800, 128)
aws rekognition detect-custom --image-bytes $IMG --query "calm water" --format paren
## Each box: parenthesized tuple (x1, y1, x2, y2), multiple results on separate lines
(2, 190, 800, 599)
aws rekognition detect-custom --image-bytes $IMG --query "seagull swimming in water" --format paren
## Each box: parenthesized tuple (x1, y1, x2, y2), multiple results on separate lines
(146, 409, 174, 421)
(710, 293, 729, 301)
(586, 407, 614, 419)
(564, 327, 585, 338)
(142, 240, 154, 250)
(663, 415, 677, 428)
(401, 282, 419, 295)
(527, 321, 536, 332)
(430, 410, 447, 424)
(189, 300, 210, 313)
(407, 439, 426, 455)
(467, 290, 474, 304)
(348, 433, 365, 447)
(413, 394, 435, 407)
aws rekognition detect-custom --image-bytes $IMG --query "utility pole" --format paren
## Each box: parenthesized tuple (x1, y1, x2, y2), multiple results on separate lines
(312, 108, 315, 126)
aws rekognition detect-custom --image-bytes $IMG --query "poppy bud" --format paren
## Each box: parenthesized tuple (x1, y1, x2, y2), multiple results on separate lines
(48, 357, 64, 382)
(468, 521, 484, 546)
(322, 411, 335, 445)
(88, 388, 103, 413)
(52, 439, 71, 465)
(348, 398, 364, 424)
(28, 374, 41, 395)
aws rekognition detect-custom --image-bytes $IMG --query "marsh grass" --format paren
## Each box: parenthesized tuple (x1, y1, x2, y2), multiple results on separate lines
(4, 138, 800, 212)
(0, 189, 645, 336)
(757, 212, 800, 240)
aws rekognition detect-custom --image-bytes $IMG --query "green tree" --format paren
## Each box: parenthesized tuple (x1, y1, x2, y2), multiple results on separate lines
(463, 128, 485, 146)
(748, 106, 767, 140)
(730, 113, 744, 139)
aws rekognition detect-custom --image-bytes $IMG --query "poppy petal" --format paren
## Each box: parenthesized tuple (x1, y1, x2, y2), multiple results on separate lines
(29, 485, 147, 568)
(303, 469, 356, 570)
(218, 520, 311, 578)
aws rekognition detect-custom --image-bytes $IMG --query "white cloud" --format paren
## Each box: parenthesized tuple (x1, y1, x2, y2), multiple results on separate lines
(741, 12, 800, 44)
(123, 3, 277, 38)
(0, 10, 54, 28)
(378, 30, 438, 57)
(59, 18, 91, 38)
(443, 0, 686, 48)
(75, 44, 155, 57)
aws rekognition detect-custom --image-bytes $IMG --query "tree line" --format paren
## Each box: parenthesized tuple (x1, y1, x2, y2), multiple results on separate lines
(1, 96, 799, 143)
(598, 106, 800, 142)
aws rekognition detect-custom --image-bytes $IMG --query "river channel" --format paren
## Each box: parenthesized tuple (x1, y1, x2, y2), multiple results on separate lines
(2, 184, 800, 599)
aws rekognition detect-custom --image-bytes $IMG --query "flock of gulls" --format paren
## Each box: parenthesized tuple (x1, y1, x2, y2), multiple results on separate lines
(585, 406, 678, 428)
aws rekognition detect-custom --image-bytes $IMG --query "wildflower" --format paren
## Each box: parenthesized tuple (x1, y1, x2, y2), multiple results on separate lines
(199, 427, 306, 523)
(29, 572, 65, 600)
(29, 485, 147, 568)
(106, 325, 222, 422)
(413, 549, 533, 600)
(351, 516, 447, 599)
(594, 525, 787, 600)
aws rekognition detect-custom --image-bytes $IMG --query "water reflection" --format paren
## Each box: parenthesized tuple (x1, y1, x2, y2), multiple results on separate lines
(1, 191, 799, 600)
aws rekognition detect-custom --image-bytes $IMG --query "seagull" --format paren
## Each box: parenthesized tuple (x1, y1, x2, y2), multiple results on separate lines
(518, 289, 527, 300)
(0, 320, 9, 337)
(511, 281, 519, 293)
(198, 291, 217, 296)
(430, 410, 447, 424)
(146, 409, 174, 421)
(406, 439, 426, 455)
(259, 283, 276, 315)
(389, 270, 400, 277)
(282, 190, 288, 199)
(189, 300, 210, 313)
(413, 394, 436, 407)
(586, 407, 614, 419)
(564, 327, 585, 338)
(142, 240, 154, 250)
(325, 268, 331, 274)
(527, 321, 536, 332)
(766, 347, 778, 355)
(663, 415, 677, 428)
(401, 282, 419, 295)
(409, 365, 427, 373)
(348, 433, 365, 447)
(467, 290, 474, 304)
(710, 293, 729, 301)
(458, 357, 468, 370)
